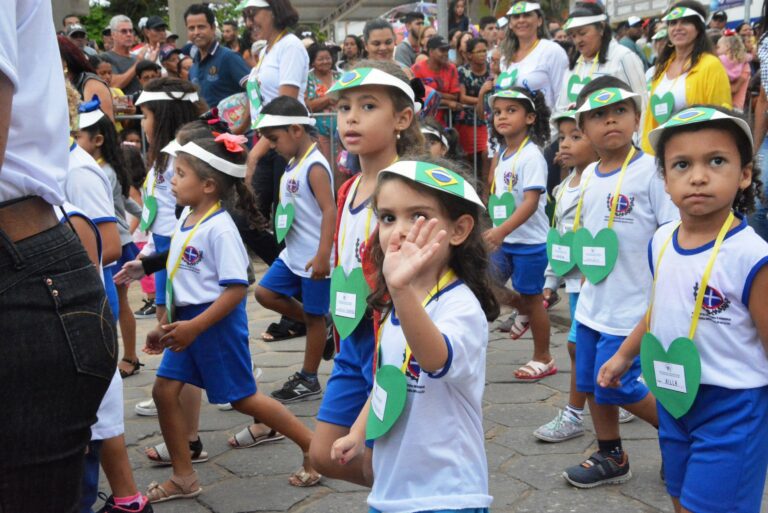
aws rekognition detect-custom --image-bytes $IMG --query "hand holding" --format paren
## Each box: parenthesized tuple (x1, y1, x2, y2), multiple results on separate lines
(159, 320, 200, 352)
(113, 260, 145, 285)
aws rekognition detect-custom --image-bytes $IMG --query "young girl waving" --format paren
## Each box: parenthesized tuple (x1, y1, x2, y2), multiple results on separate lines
(254, 96, 336, 403)
(562, 76, 679, 488)
(331, 159, 499, 512)
(484, 86, 555, 380)
(308, 60, 424, 486)
(600, 106, 768, 513)
(145, 134, 321, 503)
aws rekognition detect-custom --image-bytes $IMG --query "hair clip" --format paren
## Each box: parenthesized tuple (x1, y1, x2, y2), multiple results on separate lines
(79, 95, 101, 113)
(214, 132, 248, 153)
(723, 28, 737, 36)
(520, 80, 538, 98)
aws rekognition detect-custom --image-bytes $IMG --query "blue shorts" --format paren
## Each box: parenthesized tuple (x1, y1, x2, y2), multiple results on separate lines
(157, 300, 256, 404)
(102, 266, 119, 319)
(659, 385, 768, 513)
(490, 243, 547, 295)
(116, 242, 140, 273)
(574, 321, 648, 405)
(258, 258, 330, 316)
(153, 233, 171, 306)
(568, 292, 579, 343)
(369, 509, 489, 513)
(318, 319, 375, 428)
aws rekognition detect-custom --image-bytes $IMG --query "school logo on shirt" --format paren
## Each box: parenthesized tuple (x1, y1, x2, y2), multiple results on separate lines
(354, 237, 366, 264)
(404, 352, 421, 380)
(286, 178, 300, 194)
(181, 246, 204, 266)
(693, 282, 731, 320)
(208, 66, 218, 76)
(156, 172, 165, 184)
(503, 171, 518, 189)
(605, 193, 634, 217)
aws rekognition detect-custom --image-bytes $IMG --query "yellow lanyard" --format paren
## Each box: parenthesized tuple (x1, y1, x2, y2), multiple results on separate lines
(375, 269, 458, 373)
(279, 142, 317, 203)
(571, 170, 594, 232)
(143, 167, 159, 197)
(576, 52, 600, 78)
(514, 38, 540, 63)
(491, 135, 529, 195)
(96, 157, 105, 166)
(550, 173, 572, 228)
(605, 146, 636, 229)
(645, 212, 735, 338)
(168, 202, 221, 284)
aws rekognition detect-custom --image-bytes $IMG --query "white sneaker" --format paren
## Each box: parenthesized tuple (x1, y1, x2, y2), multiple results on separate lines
(533, 409, 584, 442)
(135, 398, 157, 416)
(619, 408, 635, 424)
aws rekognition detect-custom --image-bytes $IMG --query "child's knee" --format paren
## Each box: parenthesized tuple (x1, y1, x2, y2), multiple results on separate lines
(254, 286, 276, 307)
(152, 379, 177, 404)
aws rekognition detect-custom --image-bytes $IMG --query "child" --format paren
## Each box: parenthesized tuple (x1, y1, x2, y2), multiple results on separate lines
(485, 86, 555, 380)
(254, 97, 337, 403)
(561, 76, 679, 488)
(331, 159, 499, 512)
(308, 60, 424, 486)
(717, 30, 751, 111)
(135, 78, 202, 323)
(421, 116, 463, 161)
(76, 98, 145, 379)
(599, 106, 768, 513)
(145, 134, 321, 504)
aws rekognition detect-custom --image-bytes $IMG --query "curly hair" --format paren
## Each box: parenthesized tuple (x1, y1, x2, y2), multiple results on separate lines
(367, 155, 500, 321)
(654, 105, 764, 214)
(490, 86, 551, 148)
(176, 135, 267, 230)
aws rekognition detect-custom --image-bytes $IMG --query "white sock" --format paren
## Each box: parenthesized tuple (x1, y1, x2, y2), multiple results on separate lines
(564, 404, 584, 422)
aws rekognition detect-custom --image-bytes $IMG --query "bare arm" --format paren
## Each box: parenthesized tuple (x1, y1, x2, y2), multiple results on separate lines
(70, 217, 100, 266)
(459, 83, 479, 106)
(83, 79, 114, 121)
(98, 221, 121, 265)
(597, 319, 646, 388)
(749, 265, 768, 354)
(305, 163, 336, 279)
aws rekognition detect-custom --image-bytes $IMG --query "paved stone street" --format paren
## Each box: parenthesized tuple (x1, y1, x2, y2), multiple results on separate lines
(109, 261, 767, 513)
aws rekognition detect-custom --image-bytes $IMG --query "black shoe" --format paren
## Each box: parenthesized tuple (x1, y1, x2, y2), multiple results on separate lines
(271, 372, 322, 403)
(562, 451, 632, 488)
(96, 493, 153, 513)
(322, 316, 335, 361)
(134, 299, 156, 318)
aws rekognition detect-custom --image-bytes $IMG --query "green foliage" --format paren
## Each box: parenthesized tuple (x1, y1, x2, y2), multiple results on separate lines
(82, 3, 112, 43)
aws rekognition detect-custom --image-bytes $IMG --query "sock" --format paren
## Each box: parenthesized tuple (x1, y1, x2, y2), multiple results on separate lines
(115, 492, 146, 508)
(598, 438, 624, 459)
(299, 370, 318, 381)
(564, 404, 584, 422)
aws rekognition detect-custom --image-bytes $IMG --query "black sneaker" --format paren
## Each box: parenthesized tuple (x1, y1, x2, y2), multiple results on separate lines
(96, 493, 153, 512)
(271, 372, 322, 403)
(134, 299, 156, 318)
(562, 451, 632, 488)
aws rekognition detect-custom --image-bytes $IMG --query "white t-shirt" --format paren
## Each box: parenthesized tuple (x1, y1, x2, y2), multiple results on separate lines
(575, 152, 678, 335)
(369, 282, 492, 513)
(55, 201, 103, 281)
(491, 141, 548, 245)
(278, 147, 334, 277)
(166, 208, 249, 307)
(556, 40, 647, 113)
(648, 217, 768, 388)
(248, 33, 308, 121)
(499, 38, 568, 111)
(0, 0, 68, 205)
(66, 143, 117, 227)
(544, 171, 584, 293)
(338, 176, 377, 274)
(651, 71, 688, 122)
(144, 157, 177, 237)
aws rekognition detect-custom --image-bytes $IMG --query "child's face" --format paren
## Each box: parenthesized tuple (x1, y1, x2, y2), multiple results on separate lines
(376, 178, 472, 265)
(139, 69, 160, 87)
(557, 120, 596, 170)
(580, 99, 639, 153)
(75, 131, 102, 157)
(426, 138, 447, 158)
(336, 85, 413, 157)
(141, 109, 155, 145)
(96, 62, 113, 86)
(172, 156, 212, 206)
(260, 126, 302, 161)
(662, 127, 752, 218)
(492, 98, 535, 140)
(123, 131, 141, 146)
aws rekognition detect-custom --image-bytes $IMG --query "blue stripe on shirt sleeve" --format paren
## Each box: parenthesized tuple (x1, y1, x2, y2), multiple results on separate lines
(741, 256, 768, 307)
(427, 334, 453, 379)
(91, 216, 118, 225)
(647, 238, 654, 277)
(219, 279, 249, 287)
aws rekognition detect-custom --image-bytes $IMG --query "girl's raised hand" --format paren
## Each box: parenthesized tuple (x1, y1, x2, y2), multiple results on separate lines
(382, 217, 447, 291)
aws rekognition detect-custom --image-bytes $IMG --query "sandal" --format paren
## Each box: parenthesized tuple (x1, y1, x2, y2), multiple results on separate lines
(261, 317, 306, 342)
(145, 438, 209, 466)
(509, 314, 530, 340)
(146, 472, 202, 504)
(543, 291, 561, 310)
(118, 358, 144, 379)
(229, 425, 285, 448)
(515, 359, 557, 380)
(288, 454, 321, 487)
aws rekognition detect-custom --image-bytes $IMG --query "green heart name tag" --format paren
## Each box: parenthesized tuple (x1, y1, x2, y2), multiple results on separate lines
(651, 92, 675, 124)
(247, 80, 263, 128)
(573, 227, 619, 284)
(274, 203, 295, 243)
(546, 228, 576, 276)
(496, 69, 518, 90)
(640, 332, 701, 419)
(488, 193, 516, 227)
(329, 266, 370, 339)
(567, 75, 591, 103)
(140, 195, 158, 232)
(366, 364, 408, 440)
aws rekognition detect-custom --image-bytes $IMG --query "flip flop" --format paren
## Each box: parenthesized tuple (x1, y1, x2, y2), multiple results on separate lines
(229, 426, 285, 449)
(515, 359, 557, 380)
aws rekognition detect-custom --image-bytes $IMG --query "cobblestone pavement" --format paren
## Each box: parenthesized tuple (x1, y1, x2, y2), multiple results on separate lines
(109, 261, 767, 513)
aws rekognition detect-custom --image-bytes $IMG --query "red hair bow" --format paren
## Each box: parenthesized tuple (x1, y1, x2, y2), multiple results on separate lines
(723, 29, 737, 36)
(213, 132, 248, 153)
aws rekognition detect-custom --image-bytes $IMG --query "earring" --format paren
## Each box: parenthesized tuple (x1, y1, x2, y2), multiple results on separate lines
(396, 132, 401, 140)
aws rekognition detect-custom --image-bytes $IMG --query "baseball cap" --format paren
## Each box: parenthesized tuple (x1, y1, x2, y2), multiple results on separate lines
(712, 10, 727, 20)
(145, 16, 168, 30)
(102, 26, 111, 36)
(627, 16, 642, 27)
(66, 24, 87, 37)
(160, 45, 182, 62)
(427, 35, 450, 50)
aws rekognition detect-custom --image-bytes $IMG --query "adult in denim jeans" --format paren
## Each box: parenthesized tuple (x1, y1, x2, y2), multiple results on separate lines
(0, 2, 116, 512)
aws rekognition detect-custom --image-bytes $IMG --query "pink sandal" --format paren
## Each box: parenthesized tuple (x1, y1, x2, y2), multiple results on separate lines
(509, 314, 530, 340)
(515, 359, 557, 380)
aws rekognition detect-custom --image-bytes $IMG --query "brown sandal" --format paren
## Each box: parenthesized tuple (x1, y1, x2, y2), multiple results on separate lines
(146, 472, 202, 503)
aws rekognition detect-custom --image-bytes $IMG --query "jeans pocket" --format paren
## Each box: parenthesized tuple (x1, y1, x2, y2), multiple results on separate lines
(45, 265, 117, 381)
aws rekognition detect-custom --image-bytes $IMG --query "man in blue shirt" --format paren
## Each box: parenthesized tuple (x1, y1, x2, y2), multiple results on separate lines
(185, 3, 251, 106)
